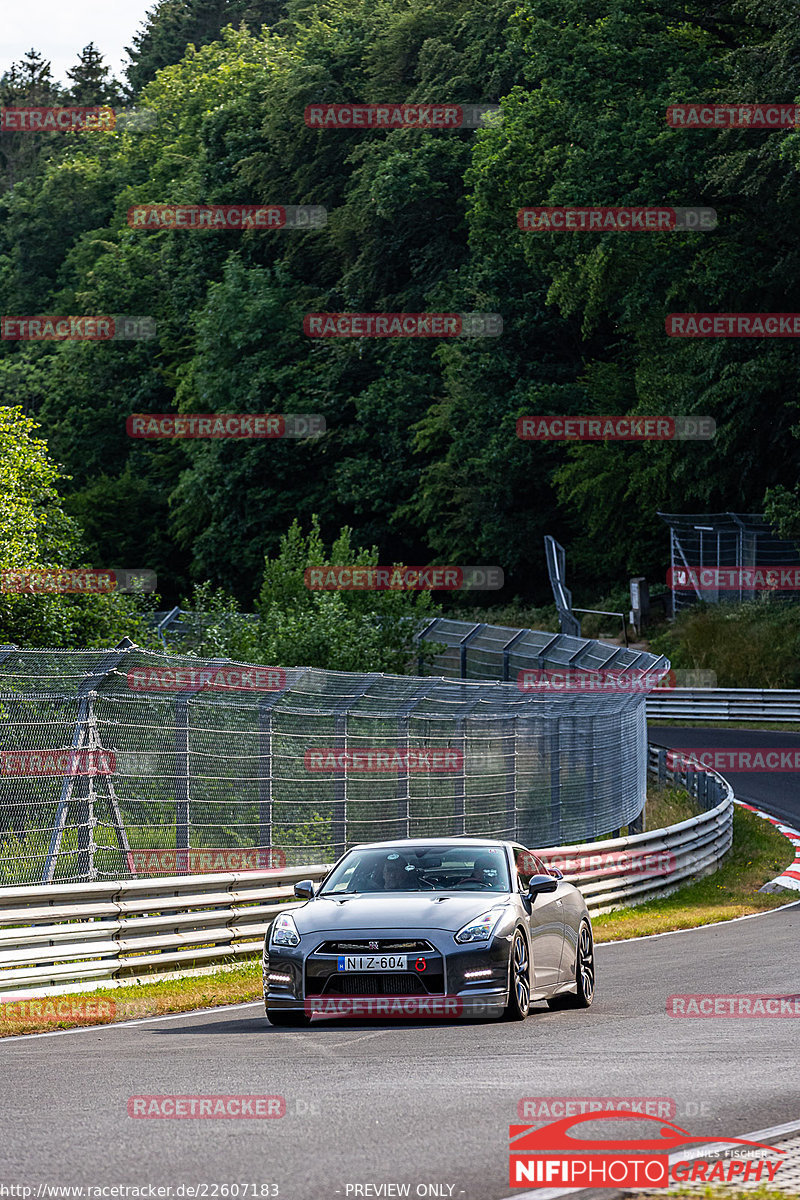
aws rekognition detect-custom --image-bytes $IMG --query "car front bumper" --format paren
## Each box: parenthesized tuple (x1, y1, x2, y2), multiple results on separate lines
(264, 923, 513, 1018)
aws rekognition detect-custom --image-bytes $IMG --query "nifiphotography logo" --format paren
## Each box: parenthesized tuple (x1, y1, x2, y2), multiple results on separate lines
(507, 1110, 785, 1188)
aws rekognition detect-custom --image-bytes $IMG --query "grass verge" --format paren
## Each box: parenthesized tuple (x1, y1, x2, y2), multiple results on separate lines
(593, 803, 796, 942)
(638, 1192, 787, 1199)
(0, 963, 262, 1038)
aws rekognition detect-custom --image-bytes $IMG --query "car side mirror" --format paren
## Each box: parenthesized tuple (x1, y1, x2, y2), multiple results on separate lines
(294, 879, 315, 900)
(527, 873, 559, 896)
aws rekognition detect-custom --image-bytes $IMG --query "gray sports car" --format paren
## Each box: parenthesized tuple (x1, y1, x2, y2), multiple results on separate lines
(263, 837, 594, 1024)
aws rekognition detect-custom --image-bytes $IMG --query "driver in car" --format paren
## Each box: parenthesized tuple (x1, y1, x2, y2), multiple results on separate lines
(460, 853, 500, 888)
(380, 855, 412, 889)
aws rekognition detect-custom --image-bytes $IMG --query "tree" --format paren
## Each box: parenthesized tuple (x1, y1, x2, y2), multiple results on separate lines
(125, 0, 288, 94)
(66, 43, 125, 107)
(10, 49, 60, 104)
(0, 407, 154, 647)
(0, 50, 64, 191)
(176, 518, 440, 672)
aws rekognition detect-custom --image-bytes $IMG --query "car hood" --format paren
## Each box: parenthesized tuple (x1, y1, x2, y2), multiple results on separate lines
(293, 892, 513, 935)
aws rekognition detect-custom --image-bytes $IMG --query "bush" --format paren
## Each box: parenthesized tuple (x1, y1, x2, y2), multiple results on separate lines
(649, 598, 800, 687)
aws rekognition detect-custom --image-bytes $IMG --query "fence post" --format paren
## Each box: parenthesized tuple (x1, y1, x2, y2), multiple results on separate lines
(452, 691, 487, 836)
(549, 723, 561, 844)
(503, 713, 517, 840)
(332, 676, 380, 859)
(414, 618, 439, 675)
(501, 630, 527, 682)
(396, 682, 436, 839)
(43, 639, 135, 883)
(174, 657, 229, 872)
(459, 623, 484, 679)
(257, 671, 302, 858)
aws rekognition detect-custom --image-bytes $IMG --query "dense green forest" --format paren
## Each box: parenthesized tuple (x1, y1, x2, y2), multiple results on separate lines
(2, 0, 800, 647)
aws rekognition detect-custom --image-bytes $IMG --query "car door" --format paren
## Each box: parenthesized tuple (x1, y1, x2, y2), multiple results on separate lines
(513, 846, 566, 991)
(557, 885, 586, 985)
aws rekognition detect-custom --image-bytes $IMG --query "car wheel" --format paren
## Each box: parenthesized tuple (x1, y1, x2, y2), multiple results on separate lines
(547, 920, 595, 1010)
(503, 929, 531, 1020)
(265, 1008, 311, 1027)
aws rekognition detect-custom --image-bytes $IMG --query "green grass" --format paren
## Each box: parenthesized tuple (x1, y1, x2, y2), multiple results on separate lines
(639, 1192, 788, 1199)
(0, 964, 261, 1037)
(593, 803, 796, 942)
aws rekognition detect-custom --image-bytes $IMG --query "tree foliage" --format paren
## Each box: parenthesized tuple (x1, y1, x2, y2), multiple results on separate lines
(1, 0, 800, 627)
(0, 408, 153, 646)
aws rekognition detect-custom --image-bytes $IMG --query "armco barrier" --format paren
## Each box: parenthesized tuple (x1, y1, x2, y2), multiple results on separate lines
(537, 745, 734, 915)
(0, 747, 734, 998)
(0, 864, 330, 998)
(646, 687, 800, 722)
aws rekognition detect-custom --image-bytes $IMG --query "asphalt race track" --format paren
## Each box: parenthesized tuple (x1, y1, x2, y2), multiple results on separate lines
(649, 724, 800, 827)
(2, 904, 799, 1197)
(2, 723, 799, 1198)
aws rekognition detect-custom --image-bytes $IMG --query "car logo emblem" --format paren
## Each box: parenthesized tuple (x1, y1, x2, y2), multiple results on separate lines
(369, 941, 379, 950)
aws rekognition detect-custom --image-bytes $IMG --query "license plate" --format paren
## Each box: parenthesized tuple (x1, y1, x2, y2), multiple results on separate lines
(337, 955, 407, 971)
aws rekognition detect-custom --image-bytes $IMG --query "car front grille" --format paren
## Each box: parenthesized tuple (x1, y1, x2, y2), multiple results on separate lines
(322, 973, 427, 996)
(315, 940, 435, 954)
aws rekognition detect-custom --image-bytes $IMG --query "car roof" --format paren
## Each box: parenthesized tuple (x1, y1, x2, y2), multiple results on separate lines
(348, 837, 511, 851)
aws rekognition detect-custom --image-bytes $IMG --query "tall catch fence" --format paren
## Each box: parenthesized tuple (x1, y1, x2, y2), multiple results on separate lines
(0, 631, 668, 887)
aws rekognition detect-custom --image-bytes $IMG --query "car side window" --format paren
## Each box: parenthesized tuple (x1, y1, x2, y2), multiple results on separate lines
(515, 848, 546, 892)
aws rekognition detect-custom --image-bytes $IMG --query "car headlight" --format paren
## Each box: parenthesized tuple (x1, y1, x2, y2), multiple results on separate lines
(454, 907, 506, 944)
(271, 912, 301, 947)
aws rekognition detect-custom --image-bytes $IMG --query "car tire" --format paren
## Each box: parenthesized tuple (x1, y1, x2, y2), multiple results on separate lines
(547, 920, 595, 1010)
(502, 929, 531, 1020)
(265, 1008, 311, 1027)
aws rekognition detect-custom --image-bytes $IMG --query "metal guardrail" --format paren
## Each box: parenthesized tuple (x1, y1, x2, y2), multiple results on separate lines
(646, 688, 800, 722)
(0, 864, 330, 998)
(0, 746, 733, 998)
(541, 744, 733, 916)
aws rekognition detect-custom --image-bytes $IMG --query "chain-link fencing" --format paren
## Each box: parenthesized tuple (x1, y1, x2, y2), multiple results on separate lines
(0, 630, 668, 886)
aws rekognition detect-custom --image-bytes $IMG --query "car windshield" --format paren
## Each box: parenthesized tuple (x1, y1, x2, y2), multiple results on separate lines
(319, 845, 511, 894)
